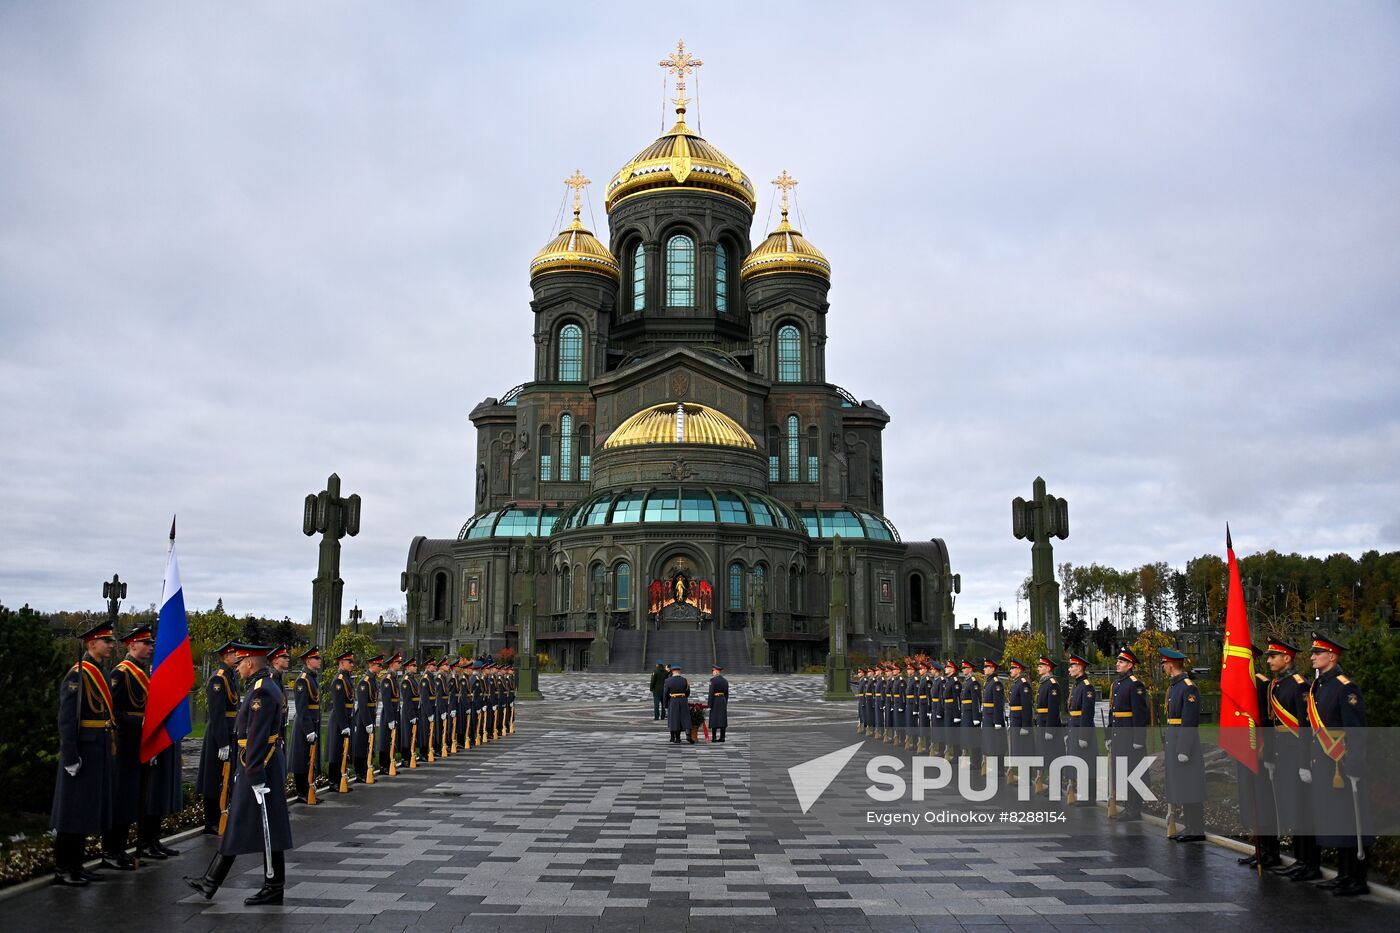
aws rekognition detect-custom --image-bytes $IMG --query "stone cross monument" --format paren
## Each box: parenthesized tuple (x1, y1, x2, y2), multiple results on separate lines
(509, 535, 545, 700)
(1012, 476, 1069, 657)
(102, 574, 127, 626)
(303, 473, 361, 648)
(819, 534, 856, 700)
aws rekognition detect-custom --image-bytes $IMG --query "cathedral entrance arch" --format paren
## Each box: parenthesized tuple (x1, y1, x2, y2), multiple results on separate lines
(647, 548, 714, 628)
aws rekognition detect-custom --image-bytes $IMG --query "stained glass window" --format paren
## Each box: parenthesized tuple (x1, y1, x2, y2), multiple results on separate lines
(558, 324, 583, 381)
(632, 244, 646, 312)
(715, 246, 729, 312)
(728, 562, 743, 611)
(786, 415, 799, 483)
(559, 414, 573, 482)
(777, 325, 801, 382)
(614, 562, 631, 610)
(666, 234, 695, 306)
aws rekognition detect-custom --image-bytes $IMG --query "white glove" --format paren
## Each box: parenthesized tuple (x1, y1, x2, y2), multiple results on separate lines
(366, 724, 375, 733)
(1043, 732, 1054, 741)
(64, 758, 82, 777)
(389, 722, 397, 731)
(1078, 739, 1089, 749)
(993, 724, 1003, 730)
(340, 727, 351, 736)
(306, 732, 317, 744)
(1132, 743, 1145, 751)
(1019, 729, 1030, 736)
(1299, 768, 1312, 784)
(217, 746, 230, 761)
(1176, 753, 1188, 763)
(429, 715, 436, 722)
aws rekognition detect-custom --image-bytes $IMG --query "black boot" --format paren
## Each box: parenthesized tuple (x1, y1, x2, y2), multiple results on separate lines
(245, 852, 285, 905)
(1334, 848, 1370, 897)
(184, 853, 234, 900)
(201, 797, 221, 834)
(52, 835, 90, 886)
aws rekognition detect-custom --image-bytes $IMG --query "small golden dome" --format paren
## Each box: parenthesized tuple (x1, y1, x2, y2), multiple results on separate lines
(603, 402, 756, 450)
(530, 213, 621, 281)
(605, 111, 756, 213)
(740, 212, 831, 281)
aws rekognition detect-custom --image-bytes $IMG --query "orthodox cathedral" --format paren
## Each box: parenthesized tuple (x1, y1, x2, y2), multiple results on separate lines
(400, 44, 955, 672)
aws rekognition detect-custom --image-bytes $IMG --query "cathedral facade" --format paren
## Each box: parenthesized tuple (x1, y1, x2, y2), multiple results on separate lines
(400, 50, 955, 672)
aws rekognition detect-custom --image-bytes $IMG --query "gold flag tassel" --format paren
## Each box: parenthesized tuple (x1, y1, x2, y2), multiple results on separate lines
(1166, 803, 1177, 838)
(1333, 760, 1344, 790)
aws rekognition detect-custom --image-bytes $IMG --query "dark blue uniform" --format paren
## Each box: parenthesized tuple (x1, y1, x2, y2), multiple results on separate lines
(196, 663, 239, 826)
(327, 669, 354, 785)
(1067, 673, 1096, 802)
(1308, 667, 1372, 858)
(664, 673, 690, 740)
(1007, 669, 1034, 761)
(220, 673, 292, 857)
(959, 672, 981, 765)
(352, 669, 379, 780)
(1164, 672, 1205, 836)
(401, 670, 423, 758)
(1270, 667, 1317, 871)
(707, 674, 729, 740)
(51, 657, 115, 875)
(940, 671, 960, 755)
(379, 668, 401, 770)
(981, 673, 1006, 762)
(290, 669, 319, 799)
(1237, 669, 1279, 861)
(1108, 671, 1149, 818)
(1034, 672, 1063, 793)
(101, 658, 148, 859)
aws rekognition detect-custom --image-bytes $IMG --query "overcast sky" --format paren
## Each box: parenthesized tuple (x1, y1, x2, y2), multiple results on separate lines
(2, 2, 1398, 627)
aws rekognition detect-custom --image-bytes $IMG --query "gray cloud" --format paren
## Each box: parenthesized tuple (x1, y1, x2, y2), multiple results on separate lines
(2, 1, 1397, 624)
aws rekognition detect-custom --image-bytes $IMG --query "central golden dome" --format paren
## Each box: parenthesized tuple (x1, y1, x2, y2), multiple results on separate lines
(603, 402, 756, 450)
(605, 112, 756, 213)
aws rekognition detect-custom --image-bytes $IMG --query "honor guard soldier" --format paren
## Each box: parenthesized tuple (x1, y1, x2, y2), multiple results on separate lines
(1305, 633, 1373, 896)
(924, 663, 941, 753)
(268, 646, 292, 748)
(184, 643, 294, 906)
(1236, 644, 1281, 868)
(102, 624, 157, 869)
(1066, 653, 1096, 805)
(914, 660, 932, 754)
(133, 626, 182, 862)
(444, 658, 461, 750)
(959, 660, 982, 769)
(664, 664, 691, 743)
(326, 651, 355, 791)
(51, 622, 118, 886)
(422, 658, 440, 758)
(900, 659, 917, 750)
(401, 658, 423, 765)
(453, 659, 470, 749)
(708, 665, 729, 742)
(1263, 639, 1321, 881)
(379, 653, 402, 773)
(1005, 659, 1033, 782)
(290, 647, 321, 802)
(980, 659, 1006, 773)
(196, 641, 240, 833)
(940, 659, 960, 759)
(467, 658, 485, 748)
(1032, 656, 1063, 796)
(352, 654, 383, 782)
(436, 657, 453, 754)
(885, 664, 899, 740)
(870, 666, 885, 741)
(1108, 647, 1149, 820)
(855, 666, 867, 734)
(1160, 648, 1205, 841)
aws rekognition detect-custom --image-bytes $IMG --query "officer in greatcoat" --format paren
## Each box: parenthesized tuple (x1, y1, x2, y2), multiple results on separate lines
(290, 647, 321, 802)
(958, 660, 982, 769)
(378, 653, 402, 773)
(101, 624, 157, 869)
(1160, 647, 1205, 841)
(1005, 659, 1034, 781)
(352, 654, 383, 782)
(51, 622, 119, 886)
(1305, 632, 1373, 897)
(664, 664, 691, 743)
(400, 657, 423, 763)
(326, 651, 355, 790)
(196, 641, 240, 833)
(1066, 653, 1096, 805)
(707, 665, 729, 742)
(980, 658, 1006, 772)
(184, 643, 294, 906)
(1108, 646, 1149, 821)
(1032, 656, 1062, 796)
(1262, 639, 1321, 881)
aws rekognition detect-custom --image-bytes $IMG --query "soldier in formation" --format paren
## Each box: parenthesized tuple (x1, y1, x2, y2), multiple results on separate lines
(1160, 647, 1205, 842)
(326, 650, 355, 791)
(352, 654, 383, 782)
(51, 623, 119, 886)
(1108, 647, 1149, 821)
(379, 653, 403, 773)
(402, 657, 423, 764)
(290, 647, 321, 802)
(1032, 656, 1062, 796)
(980, 658, 1005, 774)
(196, 641, 240, 833)
(1263, 638, 1322, 881)
(1005, 659, 1033, 784)
(1237, 643, 1281, 868)
(184, 643, 293, 906)
(1066, 652, 1096, 805)
(1305, 632, 1373, 897)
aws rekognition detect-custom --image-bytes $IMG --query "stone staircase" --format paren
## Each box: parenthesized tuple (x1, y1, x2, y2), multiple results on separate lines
(714, 630, 770, 674)
(591, 629, 645, 673)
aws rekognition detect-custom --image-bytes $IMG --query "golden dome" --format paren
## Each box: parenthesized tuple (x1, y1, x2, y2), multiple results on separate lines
(603, 402, 756, 450)
(740, 210, 831, 282)
(605, 111, 756, 213)
(530, 213, 621, 281)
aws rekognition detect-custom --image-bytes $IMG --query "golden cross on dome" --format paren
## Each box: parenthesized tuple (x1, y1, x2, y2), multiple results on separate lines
(772, 169, 798, 217)
(659, 39, 703, 114)
(564, 169, 590, 217)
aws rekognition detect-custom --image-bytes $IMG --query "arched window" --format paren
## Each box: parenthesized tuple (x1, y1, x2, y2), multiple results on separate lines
(777, 324, 801, 382)
(631, 244, 646, 312)
(767, 426, 780, 483)
(909, 573, 925, 624)
(559, 565, 572, 612)
(754, 564, 768, 606)
(578, 425, 592, 481)
(807, 426, 820, 483)
(715, 245, 729, 312)
(788, 567, 800, 612)
(432, 571, 449, 620)
(666, 234, 695, 307)
(558, 324, 583, 381)
(786, 415, 800, 483)
(589, 563, 605, 610)
(728, 562, 744, 611)
(538, 425, 553, 482)
(614, 561, 631, 610)
(559, 414, 574, 482)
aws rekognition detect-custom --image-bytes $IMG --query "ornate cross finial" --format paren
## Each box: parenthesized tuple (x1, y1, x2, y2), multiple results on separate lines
(564, 169, 590, 218)
(772, 169, 798, 219)
(659, 39, 703, 116)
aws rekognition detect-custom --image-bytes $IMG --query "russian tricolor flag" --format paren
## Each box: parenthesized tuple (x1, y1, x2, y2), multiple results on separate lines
(140, 518, 195, 762)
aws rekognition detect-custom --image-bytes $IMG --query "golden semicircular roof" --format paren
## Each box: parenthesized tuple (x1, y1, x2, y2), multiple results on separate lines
(530, 215, 621, 281)
(605, 111, 756, 213)
(603, 402, 757, 450)
(740, 213, 831, 282)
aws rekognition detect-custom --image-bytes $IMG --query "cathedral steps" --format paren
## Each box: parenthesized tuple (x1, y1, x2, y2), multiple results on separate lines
(588, 628, 772, 673)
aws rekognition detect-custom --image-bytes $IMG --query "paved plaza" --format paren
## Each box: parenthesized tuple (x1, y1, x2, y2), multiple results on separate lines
(10, 677, 1397, 931)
